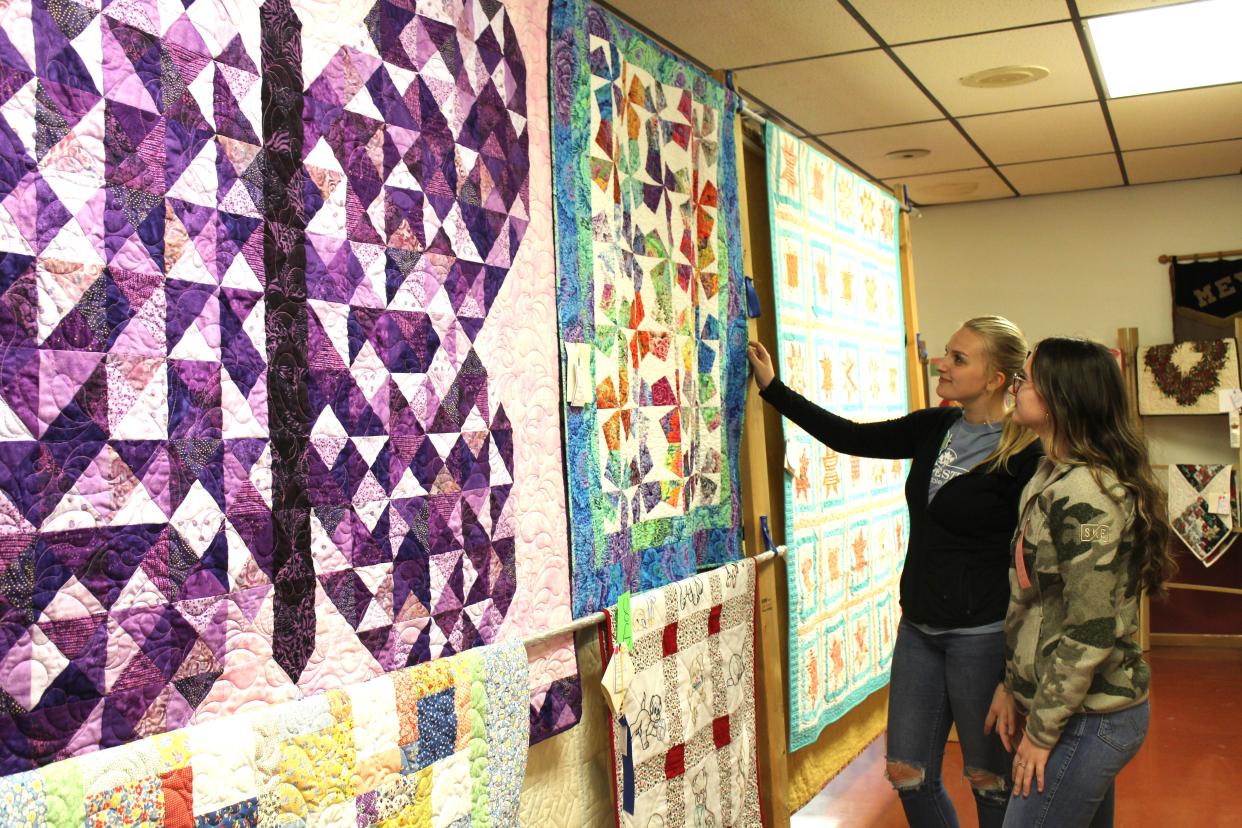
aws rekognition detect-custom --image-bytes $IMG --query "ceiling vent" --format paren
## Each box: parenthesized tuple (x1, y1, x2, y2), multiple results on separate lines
(960, 65, 1050, 88)
(885, 148, 931, 160)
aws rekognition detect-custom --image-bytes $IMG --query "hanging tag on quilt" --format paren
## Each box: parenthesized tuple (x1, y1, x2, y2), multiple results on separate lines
(745, 276, 762, 318)
(1213, 492, 1232, 515)
(565, 342, 594, 407)
(600, 642, 632, 718)
(619, 713, 636, 814)
(617, 591, 633, 650)
(1218, 388, 1242, 412)
(784, 439, 799, 475)
(1230, 410, 1240, 448)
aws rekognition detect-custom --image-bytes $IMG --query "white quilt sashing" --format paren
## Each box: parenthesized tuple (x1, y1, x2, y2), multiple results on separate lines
(600, 559, 765, 827)
(1169, 464, 1240, 566)
(0, 640, 528, 826)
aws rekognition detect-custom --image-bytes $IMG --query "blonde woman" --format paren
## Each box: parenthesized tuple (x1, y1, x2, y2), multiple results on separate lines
(999, 338, 1175, 827)
(750, 316, 1040, 828)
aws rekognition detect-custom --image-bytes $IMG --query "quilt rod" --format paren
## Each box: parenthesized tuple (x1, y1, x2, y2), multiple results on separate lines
(740, 104, 770, 128)
(522, 546, 786, 650)
(1157, 247, 1242, 264)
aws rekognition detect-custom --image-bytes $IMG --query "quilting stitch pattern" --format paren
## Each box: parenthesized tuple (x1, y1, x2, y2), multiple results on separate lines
(600, 558, 764, 827)
(765, 124, 908, 751)
(551, 0, 747, 618)
(0, 639, 529, 826)
(0, 0, 577, 773)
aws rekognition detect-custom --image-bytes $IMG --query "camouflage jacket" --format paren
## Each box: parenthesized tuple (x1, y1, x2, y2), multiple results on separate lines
(1004, 458, 1150, 748)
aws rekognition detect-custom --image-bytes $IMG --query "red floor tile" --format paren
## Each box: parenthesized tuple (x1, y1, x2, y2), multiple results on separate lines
(793, 647, 1241, 827)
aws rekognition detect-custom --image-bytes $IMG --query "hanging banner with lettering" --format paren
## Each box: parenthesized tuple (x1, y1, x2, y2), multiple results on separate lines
(1172, 257, 1242, 323)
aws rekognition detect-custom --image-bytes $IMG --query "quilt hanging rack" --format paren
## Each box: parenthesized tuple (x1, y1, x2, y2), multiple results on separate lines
(521, 547, 785, 649)
(1158, 247, 1242, 264)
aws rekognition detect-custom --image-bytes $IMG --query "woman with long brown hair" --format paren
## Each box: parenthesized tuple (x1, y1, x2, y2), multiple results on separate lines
(997, 337, 1177, 827)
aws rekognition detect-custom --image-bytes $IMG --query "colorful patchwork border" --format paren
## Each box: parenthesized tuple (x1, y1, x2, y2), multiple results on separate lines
(0, 640, 528, 826)
(550, 0, 747, 617)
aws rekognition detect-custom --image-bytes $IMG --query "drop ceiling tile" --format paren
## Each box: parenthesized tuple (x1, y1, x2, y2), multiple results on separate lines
(1110, 84, 1242, 150)
(606, 0, 875, 70)
(883, 168, 1014, 205)
(999, 154, 1123, 195)
(817, 121, 985, 178)
(1077, 0, 1197, 15)
(1125, 139, 1242, 184)
(850, 0, 1067, 44)
(894, 23, 1097, 116)
(738, 51, 941, 134)
(959, 102, 1112, 163)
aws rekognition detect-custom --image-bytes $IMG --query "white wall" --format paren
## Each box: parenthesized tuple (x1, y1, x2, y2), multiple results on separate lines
(910, 174, 1242, 466)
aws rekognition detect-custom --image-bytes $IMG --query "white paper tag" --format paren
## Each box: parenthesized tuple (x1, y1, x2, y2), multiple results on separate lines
(600, 643, 633, 718)
(1212, 493, 1233, 515)
(565, 343, 594, 407)
(1219, 388, 1242, 412)
(1231, 411, 1240, 448)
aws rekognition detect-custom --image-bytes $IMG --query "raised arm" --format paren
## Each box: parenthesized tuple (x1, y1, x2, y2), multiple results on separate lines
(758, 376, 939, 460)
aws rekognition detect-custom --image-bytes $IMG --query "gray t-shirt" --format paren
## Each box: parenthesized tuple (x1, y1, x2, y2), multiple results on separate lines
(918, 415, 1005, 636)
(927, 416, 1003, 502)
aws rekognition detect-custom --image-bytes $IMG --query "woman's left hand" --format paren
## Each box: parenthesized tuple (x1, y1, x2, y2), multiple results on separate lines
(1011, 734, 1052, 797)
(747, 341, 776, 390)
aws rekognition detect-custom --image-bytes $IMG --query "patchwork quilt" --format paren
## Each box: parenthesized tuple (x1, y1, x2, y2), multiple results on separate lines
(0, 639, 528, 826)
(0, 0, 576, 774)
(1169, 464, 1239, 567)
(551, 0, 748, 617)
(600, 559, 763, 828)
(1138, 339, 1239, 415)
(765, 124, 908, 751)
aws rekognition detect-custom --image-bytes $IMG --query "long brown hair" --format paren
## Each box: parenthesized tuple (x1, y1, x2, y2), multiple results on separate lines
(1030, 338, 1176, 597)
(961, 316, 1039, 471)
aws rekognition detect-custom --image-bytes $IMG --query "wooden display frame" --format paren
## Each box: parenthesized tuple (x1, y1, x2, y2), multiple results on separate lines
(1119, 324, 1242, 651)
(731, 110, 927, 824)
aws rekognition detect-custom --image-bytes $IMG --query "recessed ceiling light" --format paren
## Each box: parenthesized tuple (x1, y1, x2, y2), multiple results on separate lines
(959, 65, 1050, 89)
(885, 148, 931, 160)
(1087, 0, 1242, 98)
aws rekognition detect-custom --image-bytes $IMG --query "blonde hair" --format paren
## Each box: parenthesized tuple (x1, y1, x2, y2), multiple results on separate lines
(961, 315, 1039, 472)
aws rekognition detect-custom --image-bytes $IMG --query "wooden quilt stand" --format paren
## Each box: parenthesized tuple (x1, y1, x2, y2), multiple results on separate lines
(1118, 323, 1242, 652)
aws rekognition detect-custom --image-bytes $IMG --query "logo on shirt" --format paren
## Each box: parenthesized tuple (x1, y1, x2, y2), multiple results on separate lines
(1079, 524, 1111, 543)
(931, 447, 966, 485)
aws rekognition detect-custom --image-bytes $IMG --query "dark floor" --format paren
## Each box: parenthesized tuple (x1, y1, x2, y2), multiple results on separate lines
(792, 646, 1241, 828)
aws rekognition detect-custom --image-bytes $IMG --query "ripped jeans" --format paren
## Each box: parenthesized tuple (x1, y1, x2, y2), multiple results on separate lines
(886, 618, 1011, 828)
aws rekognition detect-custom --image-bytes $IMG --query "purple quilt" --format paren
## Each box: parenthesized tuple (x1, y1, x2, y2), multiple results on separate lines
(0, 0, 577, 774)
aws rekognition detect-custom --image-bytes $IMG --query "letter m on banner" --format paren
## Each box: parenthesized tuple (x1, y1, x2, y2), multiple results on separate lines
(1171, 257, 1242, 342)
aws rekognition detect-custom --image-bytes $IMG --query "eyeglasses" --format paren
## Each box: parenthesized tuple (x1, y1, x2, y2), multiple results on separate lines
(1010, 372, 1028, 394)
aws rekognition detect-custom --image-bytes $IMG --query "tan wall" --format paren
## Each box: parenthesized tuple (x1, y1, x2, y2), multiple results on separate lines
(910, 175, 1242, 466)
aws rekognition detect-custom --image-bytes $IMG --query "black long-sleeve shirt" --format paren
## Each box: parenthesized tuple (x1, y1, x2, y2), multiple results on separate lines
(760, 378, 1042, 627)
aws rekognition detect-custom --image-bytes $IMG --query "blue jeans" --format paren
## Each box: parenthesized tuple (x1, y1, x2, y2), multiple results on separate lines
(887, 618, 1011, 828)
(1002, 700, 1149, 828)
